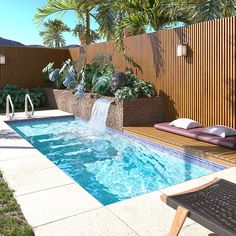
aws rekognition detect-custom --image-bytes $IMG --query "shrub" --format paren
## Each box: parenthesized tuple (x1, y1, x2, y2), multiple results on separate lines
(113, 72, 156, 100)
(125, 71, 139, 87)
(42, 59, 156, 101)
(91, 64, 114, 95)
(42, 59, 76, 89)
(42, 62, 54, 81)
(0, 84, 46, 110)
(29, 88, 46, 107)
(78, 62, 99, 92)
(115, 87, 137, 101)
(133, 80, 156, 98)
(92, 76, 112, 95)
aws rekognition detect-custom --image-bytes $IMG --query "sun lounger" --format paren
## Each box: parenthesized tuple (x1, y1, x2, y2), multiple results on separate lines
(154, 123, 236, 149)
(161, 178, 236, 236)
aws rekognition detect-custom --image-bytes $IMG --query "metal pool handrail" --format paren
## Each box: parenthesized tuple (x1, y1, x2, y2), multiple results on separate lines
(6, 95, 15, 119)
(25, 94, 34, 118)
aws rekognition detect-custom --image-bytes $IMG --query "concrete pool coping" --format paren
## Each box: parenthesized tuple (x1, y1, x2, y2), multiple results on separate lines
(1, 109, 236, 236)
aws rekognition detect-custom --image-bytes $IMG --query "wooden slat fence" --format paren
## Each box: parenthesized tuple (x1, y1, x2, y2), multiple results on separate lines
(0, 46, 71, 88)
(0, 16, 235, 128)
(70, 16, 236, 128)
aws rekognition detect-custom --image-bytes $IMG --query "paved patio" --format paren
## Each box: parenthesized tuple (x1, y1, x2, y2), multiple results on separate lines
(0, 110, 235, 235)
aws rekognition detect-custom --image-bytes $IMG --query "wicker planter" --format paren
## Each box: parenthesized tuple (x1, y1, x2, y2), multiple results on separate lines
(44, 88, 164, 130)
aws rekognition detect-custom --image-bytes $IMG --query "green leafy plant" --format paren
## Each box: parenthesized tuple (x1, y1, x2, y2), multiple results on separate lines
(125, 71, 139, 87)
(78, 62, 99, 91)
(0, 84, 46, 110)
(42, 59, 76, 89)
(42, 62, 54, 81)
(115, 75, 156, 101)
(41, 59, 156, 101)
(42, 62, 63, 89)
(29, 88, 46, 107)
(46, 68, 66, 89)
(92, 76, 112, 95)
(115, 87, 137, 101)
(133, 80, 156, 98)
(91, 64, 114, 95)
(77, 62, 114, 95)
(60, 59, 76, 89)
(100, 64, 115, 78)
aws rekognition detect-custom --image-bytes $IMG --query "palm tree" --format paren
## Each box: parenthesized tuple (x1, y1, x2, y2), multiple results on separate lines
(109, 0, 189, 51)
(72, 23, 100, 44)
(35, 0, 92, 45)
(82, 0, 117, 41)
(110, 0, 235, 45)
(183, 0, 236, 23)
(34, 0, 121, 44)
(39, 19, 70, 47)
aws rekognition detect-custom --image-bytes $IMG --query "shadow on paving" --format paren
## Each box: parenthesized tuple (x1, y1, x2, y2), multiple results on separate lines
(0, 129, 22, 140)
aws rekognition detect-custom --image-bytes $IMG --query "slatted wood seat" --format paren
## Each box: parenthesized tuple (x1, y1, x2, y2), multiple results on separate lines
(161, 178, 236, 236)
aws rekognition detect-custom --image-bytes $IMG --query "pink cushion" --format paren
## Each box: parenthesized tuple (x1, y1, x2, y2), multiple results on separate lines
(154, 123, 236, 149)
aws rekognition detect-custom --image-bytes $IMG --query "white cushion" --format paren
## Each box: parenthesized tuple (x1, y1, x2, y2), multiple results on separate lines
(169, 118, 203, 130)
(203, 125, 236, 138)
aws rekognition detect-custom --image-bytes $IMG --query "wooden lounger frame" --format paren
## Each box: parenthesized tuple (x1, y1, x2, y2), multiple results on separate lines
(161, 178, 220, 236)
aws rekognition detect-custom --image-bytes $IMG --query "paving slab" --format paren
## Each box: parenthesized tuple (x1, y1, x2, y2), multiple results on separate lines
(0, 154, 54, 176)
(34, 207, 137, 236)
(0, 147, 39, 161)
(16, 183, 103, 227)
(179, 223, 212, 236)
(0, 134, 32, 148)
(4, 167, 75, 196)
(0, 109, 71, 121)
(108, 190, 194, 236)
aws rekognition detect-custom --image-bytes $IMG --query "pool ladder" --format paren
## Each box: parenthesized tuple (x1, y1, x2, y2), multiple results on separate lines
(6, 94, 34, 119)
(25, 94, 34, 118)
(6, 95, 15, 119)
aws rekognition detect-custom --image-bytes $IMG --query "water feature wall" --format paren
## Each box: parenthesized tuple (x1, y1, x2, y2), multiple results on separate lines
(89, 98, 113, 129)
(44, 89, 164, 131)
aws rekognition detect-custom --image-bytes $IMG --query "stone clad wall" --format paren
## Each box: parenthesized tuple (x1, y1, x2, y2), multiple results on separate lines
(44, 88, 164, 130)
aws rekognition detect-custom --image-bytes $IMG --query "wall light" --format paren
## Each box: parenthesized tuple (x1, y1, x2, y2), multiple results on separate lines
(0, 54, 5, 64)
(176, 44, 188, 57)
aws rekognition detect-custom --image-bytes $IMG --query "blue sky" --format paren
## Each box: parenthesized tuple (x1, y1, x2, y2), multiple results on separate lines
(0, 0, 98, 45)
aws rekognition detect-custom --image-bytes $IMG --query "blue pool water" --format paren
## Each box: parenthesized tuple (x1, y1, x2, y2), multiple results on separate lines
(9, 117, 225, 205)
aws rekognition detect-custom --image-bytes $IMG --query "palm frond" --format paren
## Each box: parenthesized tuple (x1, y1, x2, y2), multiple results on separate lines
(34, 0, 80, 24)
(123, 54, 142, 73)
(39, 19, 70, 47)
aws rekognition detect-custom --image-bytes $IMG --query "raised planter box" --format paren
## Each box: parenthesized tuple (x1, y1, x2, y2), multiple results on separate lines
(44, 88, 164, 130)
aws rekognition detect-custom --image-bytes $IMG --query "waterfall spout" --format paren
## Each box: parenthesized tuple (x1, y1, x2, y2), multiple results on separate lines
(89, 98, 113, 130)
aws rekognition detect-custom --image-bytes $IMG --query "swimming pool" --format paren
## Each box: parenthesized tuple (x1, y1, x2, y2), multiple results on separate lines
(9, 117, 225, 205)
